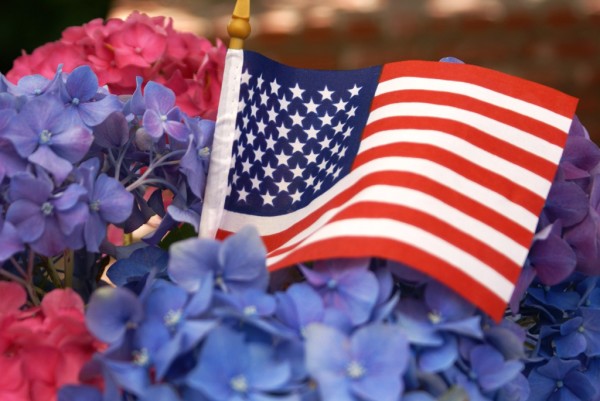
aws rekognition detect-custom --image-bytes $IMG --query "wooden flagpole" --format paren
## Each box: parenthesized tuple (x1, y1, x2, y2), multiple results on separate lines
(227, 0, 251, 49)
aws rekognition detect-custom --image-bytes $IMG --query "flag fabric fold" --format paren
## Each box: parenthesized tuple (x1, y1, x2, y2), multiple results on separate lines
(201, 49, 578, 321)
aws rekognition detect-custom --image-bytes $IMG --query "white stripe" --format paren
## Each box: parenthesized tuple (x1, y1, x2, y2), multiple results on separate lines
(265, 218, 515, 302)
(375, 76, 573, 132)
(367, 103, 565, 163)
(360, 129, 553, 196)
(265, 185, 529, 265)
(199, 49, 244, 238)
(220, 156, 538, 234)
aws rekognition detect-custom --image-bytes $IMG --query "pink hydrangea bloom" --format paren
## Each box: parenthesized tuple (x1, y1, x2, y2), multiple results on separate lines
(7, 11, 225, 119)
(0, 282, 102, 401)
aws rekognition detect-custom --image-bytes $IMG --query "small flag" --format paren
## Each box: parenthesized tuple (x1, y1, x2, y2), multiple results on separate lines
(201, 49, 578, 321)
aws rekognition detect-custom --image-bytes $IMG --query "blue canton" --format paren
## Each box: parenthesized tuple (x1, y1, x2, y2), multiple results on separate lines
(224, 51, 380, 216)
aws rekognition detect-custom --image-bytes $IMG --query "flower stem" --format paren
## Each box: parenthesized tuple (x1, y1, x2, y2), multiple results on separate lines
(10, 257, 28, 279)
(45, 257, 64, 289)
(63, 249, 74, 288)
(125, 149, 186, 192)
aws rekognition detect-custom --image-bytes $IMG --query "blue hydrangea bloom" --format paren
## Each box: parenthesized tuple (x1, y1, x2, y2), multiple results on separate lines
(187, 326, 292, 401)
(305, 323, 409, 401)
(528, 358, 597, 401)
(300, 258, 379, 325)
(180, 116, 214, 198)
(168, 225, 269, 294)
(0, 208, 24, 262)
(553, 308, 600, 358)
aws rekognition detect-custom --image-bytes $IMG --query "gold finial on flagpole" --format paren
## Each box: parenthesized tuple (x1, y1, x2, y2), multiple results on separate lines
(228, 0, 251, 49)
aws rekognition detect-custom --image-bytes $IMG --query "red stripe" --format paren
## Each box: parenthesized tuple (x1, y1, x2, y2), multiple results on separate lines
(353, 143, 545, 214)
(218, 170, 533, 252)
(370, 90, 568, 148)
(361, 117, 556, 180)
(266, 236, 509, 321)
(379, 61, 578, 118)
(266, 201, 522, 282)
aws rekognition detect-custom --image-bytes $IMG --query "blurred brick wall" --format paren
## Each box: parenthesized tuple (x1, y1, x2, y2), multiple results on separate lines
(237, 5, 600, 143)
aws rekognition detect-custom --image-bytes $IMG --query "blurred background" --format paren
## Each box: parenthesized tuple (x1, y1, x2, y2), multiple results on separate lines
(1, 0, 599, 142)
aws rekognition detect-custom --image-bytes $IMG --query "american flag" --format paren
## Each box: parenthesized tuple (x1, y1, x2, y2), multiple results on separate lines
(201, 50, 578, 320)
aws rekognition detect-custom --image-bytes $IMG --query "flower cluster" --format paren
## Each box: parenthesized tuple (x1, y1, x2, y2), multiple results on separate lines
(0, 61, 215, 300)
(6, 12, 226, 119)
(0, 281, 101, 401)
(55, 227, 530, 401)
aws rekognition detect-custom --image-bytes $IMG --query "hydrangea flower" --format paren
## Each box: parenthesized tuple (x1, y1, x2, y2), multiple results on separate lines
(186, 326, 292, 401)
(6, 173, 88, 256)
(141, 81, 189, 142)
(3, 94, 93, 183)
(300, 258, 379, 325)
(527, 358, 597, 401)
(168, 225, 269, 294)
(305, 323, 409, 401)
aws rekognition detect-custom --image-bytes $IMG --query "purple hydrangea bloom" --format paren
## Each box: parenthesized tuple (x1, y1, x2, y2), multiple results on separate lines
(0, 138, 27, 180)
(60, 65, 122, 128)
(300, 258, 379, 325)
(186, 326, 292, 401)
(180, 116, 214, 198)
(141, 82, 189, 142)
(0, 208, 24, 262)
(305, 323, 409, 401)
(3, 95, 93, 183)
(275, 283, 325, 337)
(168, 225, 269, 294)
(77, 158, 134, 252)
(6, 173, 88, 256)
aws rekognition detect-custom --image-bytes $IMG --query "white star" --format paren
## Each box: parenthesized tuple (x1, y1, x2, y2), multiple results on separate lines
(238, 188, 249, 202)
(305, 98, 319, 114)
(241, 69, 252, 85)
(290, 165, 304, 179)
(241, 115, 250, 129)
(320, 135, 332, 149)
(319, 85, 334, 101)
(250, 174, 261, 189)
(250, 103, 259, 118)
(263, 163, 276, 177)
(279, 96, 291, 111)
(341, 127, 352, 138)
(256, 119, 267, 135)
(260, 91, 270, 105)
(325, 162, 336, 176)
(332, 167, 343, 179)
(290, 139, 304, 154)
(276, 125, 291, 138)
(290, 190, 302, 203)
(314, 179, 323, 192)
(290, 112, 304, 127)
(262, 192, 275, 206)
(275, 179, 289, 193)
(242, 158, 253, 173)
(347, 106, 357, 118)
(305, 149, 318, 165)
(317, 158, 328, 171)
(305, 125, 319, 140)
(305, 174, 317, 187)
(265, 135, 277, 149)
(333, 121, 344, 134)
(256, 74, 265, 89)
(333, 99, 348, 113)
(270, 79, 281, 95)
(332, 142, 342, 155)
(320, 112, 333, 127)
(267, 107, 278, 122)
(289, 83, 305, 100)
(248, 86, 256, 101)
(254, 147, 265, 163)
(276, 152, 289, 165)
(348, 84, 362, 97)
